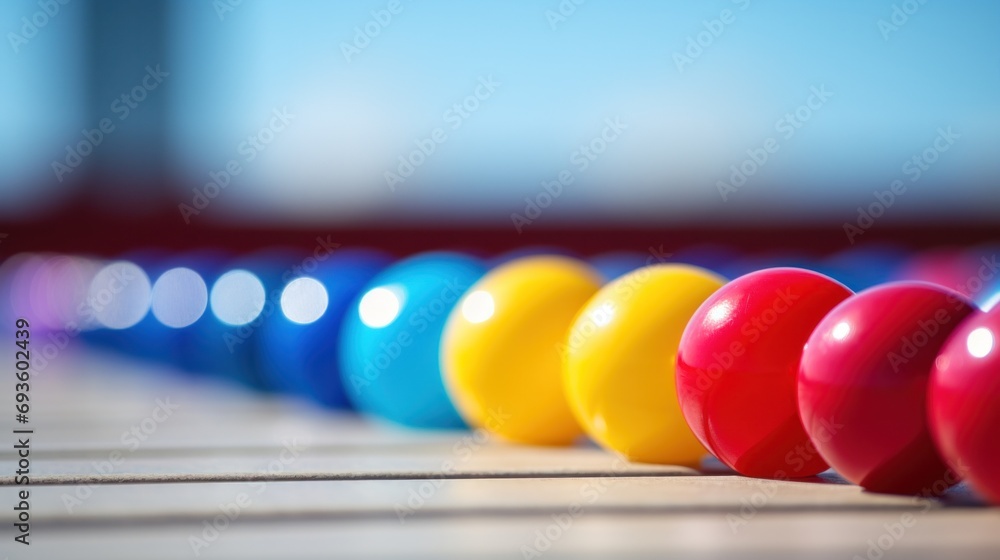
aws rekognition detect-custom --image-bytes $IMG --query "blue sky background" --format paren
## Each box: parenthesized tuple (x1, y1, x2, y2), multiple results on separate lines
(3, 0, 999, 225)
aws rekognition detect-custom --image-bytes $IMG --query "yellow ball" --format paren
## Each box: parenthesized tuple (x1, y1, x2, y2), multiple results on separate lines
(563, 264, 726, 465)
(441, 255, 603, 445)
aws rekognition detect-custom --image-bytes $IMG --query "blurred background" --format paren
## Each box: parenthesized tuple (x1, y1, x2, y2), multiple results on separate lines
(2, 0, 998, 256)
(3, 6, 999, 555)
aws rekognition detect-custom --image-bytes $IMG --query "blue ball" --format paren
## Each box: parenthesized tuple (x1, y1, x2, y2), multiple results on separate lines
(821, 243, 909, 292)
(490, 246, 573, 267)
(671, 244, 740, 277)
(167, 250, 233, 377)
(79, 250, 168, 361)
(339, 252, 487, 428)
(220, 247, 309, 390)
(588, 251, 648, 282)
(257, 249, 391, 408)
(178, 247, 297, 389)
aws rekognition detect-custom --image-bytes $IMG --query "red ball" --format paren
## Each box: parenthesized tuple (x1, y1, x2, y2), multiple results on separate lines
(929, 306, 1000, 504)
(677, 268, 852, 478)
(798, 282, 977, 495)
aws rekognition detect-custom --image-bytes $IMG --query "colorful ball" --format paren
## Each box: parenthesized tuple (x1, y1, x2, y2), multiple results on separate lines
(564, 264, 726, 465)
(442, 255, 602, 445)
(257, 249, 390, 407)
(929, 306, 998, 503)
(168, 250, 234, 376)
(677, 268, 853, 478)
(340, 252, 486, 428)
(589, 251, 650, 282)
(798, 282, 977, 495)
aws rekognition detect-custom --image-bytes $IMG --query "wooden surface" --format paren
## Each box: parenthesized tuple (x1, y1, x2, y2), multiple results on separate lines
(2, 348, 998, 559)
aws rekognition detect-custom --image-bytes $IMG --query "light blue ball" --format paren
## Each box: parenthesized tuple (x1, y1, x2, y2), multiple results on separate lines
(339, 252, 487, 428)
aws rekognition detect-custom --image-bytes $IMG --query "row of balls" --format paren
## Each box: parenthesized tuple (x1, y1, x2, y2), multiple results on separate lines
(33, 248, 995, 502)
(342, 253, 997, 503)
